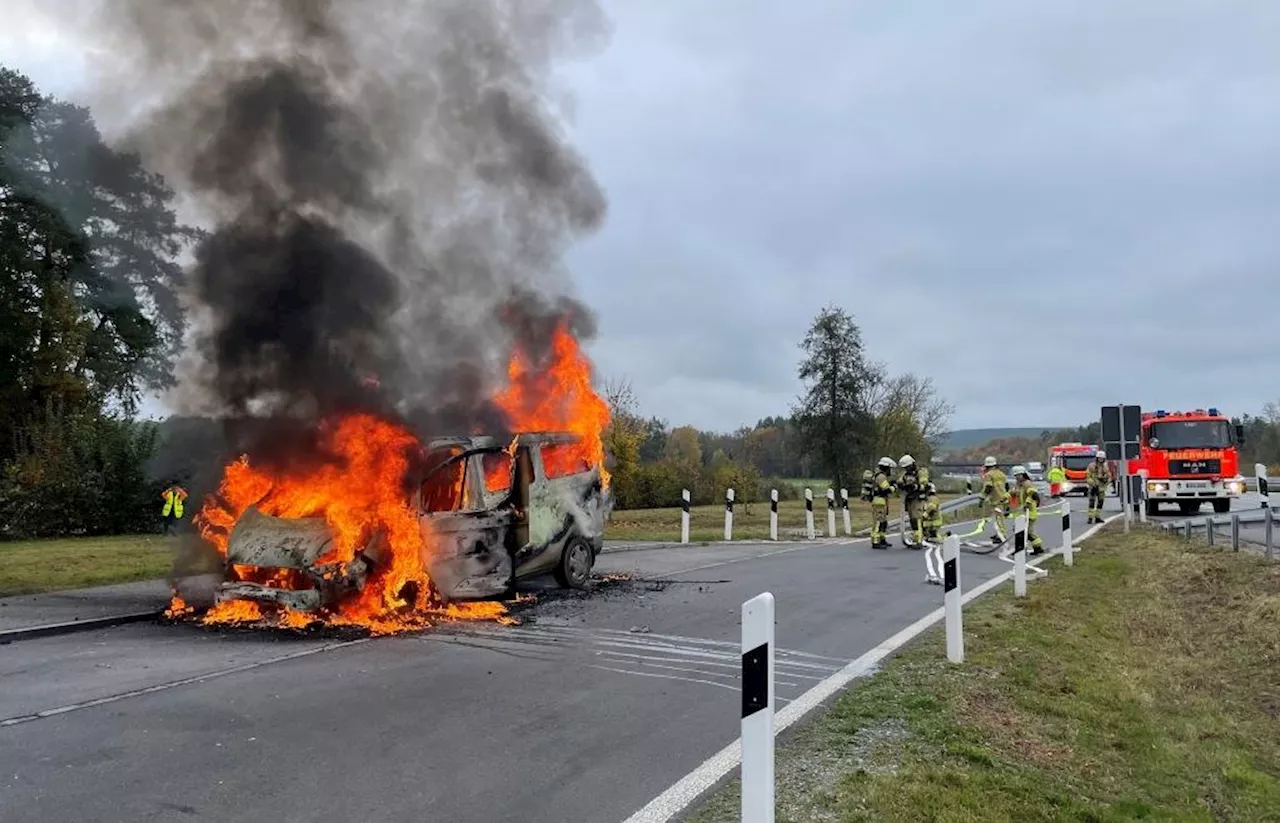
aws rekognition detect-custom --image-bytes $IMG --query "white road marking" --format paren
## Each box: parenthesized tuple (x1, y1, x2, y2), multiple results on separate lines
(619, 508, 1119, 823)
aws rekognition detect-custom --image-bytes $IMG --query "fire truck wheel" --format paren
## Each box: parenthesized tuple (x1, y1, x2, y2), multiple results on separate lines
(1145, 500, 1159, 517)
(554, 536, 593, 589)
(1212, 499, 1230, 514)
(1179, 501, 1200, 515)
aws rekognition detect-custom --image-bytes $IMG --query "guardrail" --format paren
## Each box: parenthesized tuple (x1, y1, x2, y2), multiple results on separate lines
(1160, 504, 1275, 558)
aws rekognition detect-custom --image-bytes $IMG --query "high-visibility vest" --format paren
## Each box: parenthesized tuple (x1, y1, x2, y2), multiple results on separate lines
(162, 488, 185, 519)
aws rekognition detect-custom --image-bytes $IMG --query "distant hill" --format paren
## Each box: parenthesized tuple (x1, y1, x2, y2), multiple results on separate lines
(940, 427, 1058, 451)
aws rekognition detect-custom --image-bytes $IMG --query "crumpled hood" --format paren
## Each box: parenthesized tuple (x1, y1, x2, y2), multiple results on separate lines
(226, 507, 336, 568)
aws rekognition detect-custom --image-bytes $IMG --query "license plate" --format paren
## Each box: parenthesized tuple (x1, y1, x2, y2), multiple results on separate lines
(1185, 481, 1209, 488)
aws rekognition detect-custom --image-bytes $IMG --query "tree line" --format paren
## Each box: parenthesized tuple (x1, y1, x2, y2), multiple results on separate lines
(1, 68, 198, 538)
(603, 305, 956, 510)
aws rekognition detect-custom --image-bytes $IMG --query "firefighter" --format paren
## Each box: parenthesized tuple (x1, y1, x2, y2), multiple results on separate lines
(870, 456, 896, 549)
(980, 456, 1010, 544)
(897, 454, 926, 547)
(1012, 465, 1045, 554)
(161, 482, 188, 535)
(922, 479, 943, 543)
(1046, 463, 1066, 497)
(1086, 452, 1110, 523)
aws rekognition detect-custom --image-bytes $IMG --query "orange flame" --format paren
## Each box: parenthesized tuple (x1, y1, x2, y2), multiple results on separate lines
(189, 413, 508, 634)
(494, 322, 611, 487)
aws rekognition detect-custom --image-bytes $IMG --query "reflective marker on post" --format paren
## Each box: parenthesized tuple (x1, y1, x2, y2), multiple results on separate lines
(1258, 463, 1270, 509)
(804, 489, 815, 540)
(724, 488, 735, 541)
(826, 488, 836, 538)
(680, 489, 690, 544)
(1061, 500, 1073, 567)
(943, 534, 963, 663)
(1013, 514, 1028, 597)
(741, 592, 775, 823)
(840, 488, 852, 536)
(769, 489, 779, 541)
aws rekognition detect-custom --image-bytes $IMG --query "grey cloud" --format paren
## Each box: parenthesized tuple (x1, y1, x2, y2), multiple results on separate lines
(568, 0, 1280, 430)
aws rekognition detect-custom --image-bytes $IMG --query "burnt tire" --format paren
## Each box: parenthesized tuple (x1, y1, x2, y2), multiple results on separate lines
(554, 536, 593, 590)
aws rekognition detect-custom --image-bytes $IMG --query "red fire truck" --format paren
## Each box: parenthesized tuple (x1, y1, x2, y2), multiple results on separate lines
(1047, 443, 1102, 497)
(1131, 408, 1246, 516)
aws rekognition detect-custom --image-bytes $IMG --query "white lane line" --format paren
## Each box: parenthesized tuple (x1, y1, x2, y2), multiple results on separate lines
(1, 639, 373, 728)
(619, 512, 1122, 823)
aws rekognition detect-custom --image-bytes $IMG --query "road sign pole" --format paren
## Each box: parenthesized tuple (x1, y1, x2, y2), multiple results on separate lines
(826, 488, 836, 538)
(1117, 404, 1130, 533)
(943, 534, 963, 663)
(724, 488, 735, 541)
(1258, 463, 1270, 509)
(804, 489, 815, 540)
(769, 489, 778, 541)
(840, 488, 852, 536)
(1013, 514, 1027, 597)
(741, 592, 775, 823)
(681, 489, 690, 544)
(1061, 500, 1073, 566)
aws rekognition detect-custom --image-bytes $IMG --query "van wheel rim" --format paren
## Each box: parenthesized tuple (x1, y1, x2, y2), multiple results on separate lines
(567, 543, 591, 583)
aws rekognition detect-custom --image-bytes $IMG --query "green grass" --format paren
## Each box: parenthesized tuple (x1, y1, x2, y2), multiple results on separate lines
(0, 535, 189, 597)
(606, 494, 966, 543)
(691, 526, 1280, 822)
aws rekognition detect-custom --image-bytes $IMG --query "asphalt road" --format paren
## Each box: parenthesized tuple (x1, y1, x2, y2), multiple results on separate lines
(1, 497, 1096, 822)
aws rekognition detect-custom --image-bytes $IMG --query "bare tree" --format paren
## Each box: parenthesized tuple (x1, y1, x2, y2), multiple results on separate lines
(871, 373, 955, 452)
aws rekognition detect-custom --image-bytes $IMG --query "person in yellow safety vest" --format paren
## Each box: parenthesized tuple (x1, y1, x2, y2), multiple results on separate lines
(896, 454, 928, 547)
(1046, 464, 1066, 497)
(1085, 452, 1110, 524)
(870, 456, 896, 549)
(1011, 465, 1045, 554)
(980, 456, 1010, 544)
(922, 480, 943, 544)
(161, 483, 188, 534)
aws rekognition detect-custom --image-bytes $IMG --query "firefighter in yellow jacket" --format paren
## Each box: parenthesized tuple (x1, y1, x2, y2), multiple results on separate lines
(870, 457, 896, 549)
(1012, 465, 1045, 554)
(922, 480, 943, 544)
(1085, 452, 1110, 523)
(980, 456, 1010, 544)
(161, 483, 188, 535)
(896, 454, 928, 546)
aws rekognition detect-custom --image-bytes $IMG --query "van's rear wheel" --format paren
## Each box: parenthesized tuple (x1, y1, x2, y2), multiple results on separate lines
(554, 537, 593, 589)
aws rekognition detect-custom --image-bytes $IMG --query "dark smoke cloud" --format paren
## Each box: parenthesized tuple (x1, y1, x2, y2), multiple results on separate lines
(81, 0, 608, 459)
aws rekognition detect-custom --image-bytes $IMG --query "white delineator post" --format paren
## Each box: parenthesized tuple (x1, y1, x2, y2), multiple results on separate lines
(826, 488, 836, 538)
(769, 489, 779, 541)
(1258, 463, 1270, 509)
(724, 488, 735, 541)
(1013, 513, 1028, 597)
(841, 488, 852, 536)
(804, 488, 815, 540)
(741, 592, 775, 823)
(943, 533, 963, 663)
(680, 488, 690, 544)
(1060, 500, 1073, 567)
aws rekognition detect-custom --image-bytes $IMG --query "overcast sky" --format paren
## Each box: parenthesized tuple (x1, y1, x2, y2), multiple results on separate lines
(5, 1, 1279, 431)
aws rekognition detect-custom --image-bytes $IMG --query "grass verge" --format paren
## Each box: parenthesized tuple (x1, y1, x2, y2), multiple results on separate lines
(605, 494, 965, 543)
(0, 535, 186, 597)
(691, 526, 1280, 822)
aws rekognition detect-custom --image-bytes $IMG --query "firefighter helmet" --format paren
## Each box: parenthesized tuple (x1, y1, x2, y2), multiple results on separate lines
(1095, 451, 1106, 461)
(1012, 465, 1029, 478)
(983, 456, 998, 468)
(877, 456, 895, 470)
(898, 454, 915, 468)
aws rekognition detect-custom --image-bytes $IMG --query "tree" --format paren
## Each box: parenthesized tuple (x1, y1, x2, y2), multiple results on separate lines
(792, 305, 876, 493)
(870, 373, 954, 458)
(601, 376, 644, 509)
(665, 425, 703, 465)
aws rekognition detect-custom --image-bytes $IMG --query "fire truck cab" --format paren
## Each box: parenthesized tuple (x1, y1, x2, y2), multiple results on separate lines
(1047, 443, 1101, 497)
(1134, 408, 1246, 516)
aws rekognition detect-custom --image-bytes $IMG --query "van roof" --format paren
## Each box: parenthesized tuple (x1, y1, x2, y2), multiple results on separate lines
(426, 431, 583, 452)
